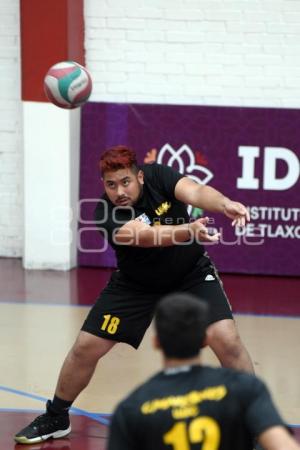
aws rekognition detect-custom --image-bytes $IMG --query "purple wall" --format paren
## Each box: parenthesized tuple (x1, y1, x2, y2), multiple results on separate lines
(78, 102, 300, 276)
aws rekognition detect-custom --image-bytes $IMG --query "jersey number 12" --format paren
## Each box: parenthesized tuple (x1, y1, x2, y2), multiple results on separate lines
(163, 417, 220, 450)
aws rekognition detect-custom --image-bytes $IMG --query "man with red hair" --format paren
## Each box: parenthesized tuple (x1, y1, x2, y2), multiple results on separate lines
(15, 145, 254, 444)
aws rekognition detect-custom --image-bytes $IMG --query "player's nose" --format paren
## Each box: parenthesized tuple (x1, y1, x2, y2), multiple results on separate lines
(117, 185, 125, 196)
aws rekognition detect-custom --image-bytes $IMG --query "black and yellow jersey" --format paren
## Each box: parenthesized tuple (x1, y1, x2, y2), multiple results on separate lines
(108, 365, 285, 450)
(94, 163, 204, 290)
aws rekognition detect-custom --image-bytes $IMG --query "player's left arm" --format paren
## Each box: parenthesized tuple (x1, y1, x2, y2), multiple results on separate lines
(174, 177, 250, 227)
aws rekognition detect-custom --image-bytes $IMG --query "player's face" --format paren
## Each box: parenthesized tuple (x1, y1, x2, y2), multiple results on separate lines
(103, 167, 144, 206)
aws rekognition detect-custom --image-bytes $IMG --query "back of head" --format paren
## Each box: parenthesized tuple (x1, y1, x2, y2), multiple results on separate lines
(154, 293, 209, 359)
(99, 145, 138, 176)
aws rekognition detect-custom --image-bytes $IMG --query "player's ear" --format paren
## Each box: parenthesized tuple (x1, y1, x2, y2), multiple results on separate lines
(152, 334, 161, 350)
(137, 170, 144, 185)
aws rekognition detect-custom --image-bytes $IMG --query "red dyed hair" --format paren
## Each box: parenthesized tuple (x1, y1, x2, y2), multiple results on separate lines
(99, 145, 138, 176)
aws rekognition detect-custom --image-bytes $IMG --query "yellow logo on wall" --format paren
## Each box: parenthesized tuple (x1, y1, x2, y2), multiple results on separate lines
(155, 201, 171, 216)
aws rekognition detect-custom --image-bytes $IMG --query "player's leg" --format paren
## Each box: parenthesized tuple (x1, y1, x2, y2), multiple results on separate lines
(206, 318, 254, 372)
(14, 332, 115, 444)
(55, 331, 116, 401)
(15, 272, 157, 444)
(180, 254, 254, 373)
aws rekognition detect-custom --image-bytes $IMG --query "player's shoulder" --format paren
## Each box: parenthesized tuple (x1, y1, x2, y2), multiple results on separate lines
(216, 366, 266, 396)
(140, 162, 180, 177)
(216, 365, 257, 381)
(140, 162, 162, 177)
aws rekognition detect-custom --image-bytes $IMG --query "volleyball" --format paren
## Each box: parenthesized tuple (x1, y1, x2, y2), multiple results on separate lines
(44, 61, 92, 109)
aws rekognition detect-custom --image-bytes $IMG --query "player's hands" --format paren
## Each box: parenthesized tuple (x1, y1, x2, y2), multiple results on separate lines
(223, 200, 250, 227)
(189, 217, 220, 242)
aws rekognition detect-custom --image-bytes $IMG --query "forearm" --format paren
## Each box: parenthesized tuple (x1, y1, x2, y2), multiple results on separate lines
(175, 177, 230, 213)
(191, 185, 229, 213)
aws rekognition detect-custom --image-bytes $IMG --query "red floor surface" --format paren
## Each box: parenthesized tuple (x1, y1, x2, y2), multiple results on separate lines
(222, 272, 300, 316)
(2, 411, 299, 449)
(2, 412, 108, 450)
(0, 258, 299, 316)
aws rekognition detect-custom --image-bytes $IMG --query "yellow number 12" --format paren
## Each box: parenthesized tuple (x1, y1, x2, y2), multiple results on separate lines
(163, 417, 220, 450)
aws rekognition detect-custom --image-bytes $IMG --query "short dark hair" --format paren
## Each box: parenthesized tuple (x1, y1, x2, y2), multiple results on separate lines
(99, 145, 138, 176)
(154, 293, 209, 359)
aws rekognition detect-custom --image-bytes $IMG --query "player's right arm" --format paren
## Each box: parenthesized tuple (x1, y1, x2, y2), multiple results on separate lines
(113, 217, 220, 247)
(258, 426, 300, 450)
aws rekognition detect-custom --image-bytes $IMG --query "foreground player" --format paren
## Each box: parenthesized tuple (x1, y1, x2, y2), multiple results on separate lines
(15, 145, 254, 444)
(108, 293, 299, 450)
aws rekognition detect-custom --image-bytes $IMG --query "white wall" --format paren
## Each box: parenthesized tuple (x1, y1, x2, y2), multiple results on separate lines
(85, 0, 300, 108)
(23, 103, 81, 270)
(0, 0, 22, 257)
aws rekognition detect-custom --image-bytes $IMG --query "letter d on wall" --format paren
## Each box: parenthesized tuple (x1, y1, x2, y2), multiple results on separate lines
(263, 147, 300, 190)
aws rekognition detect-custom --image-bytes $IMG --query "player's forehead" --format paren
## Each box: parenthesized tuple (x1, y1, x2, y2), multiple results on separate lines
(103, 167, 135, 182)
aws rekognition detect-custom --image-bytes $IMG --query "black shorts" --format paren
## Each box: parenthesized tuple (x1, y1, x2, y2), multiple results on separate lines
(81, 254, 233, 349)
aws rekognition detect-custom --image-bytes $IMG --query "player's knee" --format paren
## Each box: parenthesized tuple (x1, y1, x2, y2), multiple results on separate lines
(70, 333, 114, 363)
(71, 341, 91, 361)
(71, 337, 99, 363)
(208, 326, 244, 361)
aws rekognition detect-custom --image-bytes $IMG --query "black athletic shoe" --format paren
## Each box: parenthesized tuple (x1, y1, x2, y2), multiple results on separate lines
(14, 400, 71, 444)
